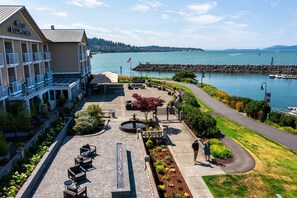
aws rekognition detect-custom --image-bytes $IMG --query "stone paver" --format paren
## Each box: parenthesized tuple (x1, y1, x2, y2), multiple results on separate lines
(158, 117, 225, 198)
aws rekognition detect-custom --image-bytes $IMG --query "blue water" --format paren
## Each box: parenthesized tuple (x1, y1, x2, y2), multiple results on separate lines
(91, 51, 297, 110)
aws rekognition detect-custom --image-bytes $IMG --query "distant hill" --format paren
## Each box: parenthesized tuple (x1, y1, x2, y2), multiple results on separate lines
(88, 37, 204, 53)
(263, 45, 297, 51)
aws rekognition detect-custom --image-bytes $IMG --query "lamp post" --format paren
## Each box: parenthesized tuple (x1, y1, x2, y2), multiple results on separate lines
(260, 82, 267, 101)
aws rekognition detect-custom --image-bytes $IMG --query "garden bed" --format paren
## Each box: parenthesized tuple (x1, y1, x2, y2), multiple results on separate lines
(145, 139, 192, 198)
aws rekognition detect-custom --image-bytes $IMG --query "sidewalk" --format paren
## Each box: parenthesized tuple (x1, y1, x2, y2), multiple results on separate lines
(158, 115, 225, 198)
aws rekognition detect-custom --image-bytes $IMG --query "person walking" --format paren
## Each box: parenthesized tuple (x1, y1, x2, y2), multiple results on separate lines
(192, 139, 199, 164)
(203, 139, 211, 161)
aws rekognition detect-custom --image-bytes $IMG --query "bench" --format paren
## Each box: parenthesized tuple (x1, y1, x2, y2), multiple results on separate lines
(111, 143, 130, 198)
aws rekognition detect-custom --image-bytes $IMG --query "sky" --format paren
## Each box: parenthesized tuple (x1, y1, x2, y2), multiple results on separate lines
(2, 0, 297, 49)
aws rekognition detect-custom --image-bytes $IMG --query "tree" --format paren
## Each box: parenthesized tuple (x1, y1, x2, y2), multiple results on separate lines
(246, 100, 271, 122)
(132, 93, 165, 122)
(172, 70, 196, 82)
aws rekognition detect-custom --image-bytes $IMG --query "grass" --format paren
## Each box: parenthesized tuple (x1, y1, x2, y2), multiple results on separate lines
(203, 116, 297, 198)
(171, 83, 213, 113)
(265, 120, 297, 135)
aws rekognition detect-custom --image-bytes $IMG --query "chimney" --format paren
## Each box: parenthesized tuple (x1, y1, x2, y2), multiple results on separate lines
(51, 25, 55, 30)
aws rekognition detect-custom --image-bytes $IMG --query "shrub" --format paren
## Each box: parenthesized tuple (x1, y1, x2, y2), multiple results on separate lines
(73, 111, 98, 134)
(180, 93, 200, 108)
(145, 139, 154, 149)
(279, 114, 296, 128)
(268, 111, 282, 123)
(235, 101, 244, 112)
(157, 184, 165, 192)
(58, 93, 66, 106)
(209, 138, 222, 145)
(172, 70, 196, 82)
(165, 155, 171, 161)
(155, 159, 165, 166)
(156, 164, 164, 174)
(210, 144, 232, 159)
(169, 192, 181, 198)
(64, 101, 74, 115)
(118, 76, 133, 83)
(0, 132, 10, 156)
(246, 100, 271, 122)
(41, 104, 49, 118)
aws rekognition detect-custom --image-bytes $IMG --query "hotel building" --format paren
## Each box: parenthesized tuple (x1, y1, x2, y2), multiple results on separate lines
(0, 5, 91, 112)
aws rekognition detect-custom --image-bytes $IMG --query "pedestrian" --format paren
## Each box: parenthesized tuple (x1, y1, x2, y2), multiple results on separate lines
(191, 139, 199, 164)
(203, 139, 211, 161)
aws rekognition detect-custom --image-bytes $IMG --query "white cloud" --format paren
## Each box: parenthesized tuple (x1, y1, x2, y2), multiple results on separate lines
(52, 12, 68, 17)
(187, 15, 223, 25)
(188, 2, 217, 14)
(161, 14, 168, 19)
(224, 21, 248, 29)
(130, 5, 150, 12)
(230, 11, 249, 19)
(166, 10, 189, 17)
(35, 7, 48, 11)
(130, 0, 163, 12)
(67, 0, 108, 8)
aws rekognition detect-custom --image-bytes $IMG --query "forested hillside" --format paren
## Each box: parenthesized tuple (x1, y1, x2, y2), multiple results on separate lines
(88, 37, 204, 53)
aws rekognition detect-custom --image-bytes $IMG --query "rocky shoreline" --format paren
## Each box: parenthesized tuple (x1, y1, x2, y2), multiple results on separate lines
(133, 63, 297, 74)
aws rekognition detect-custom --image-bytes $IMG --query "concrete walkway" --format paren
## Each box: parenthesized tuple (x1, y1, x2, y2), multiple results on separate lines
(159, 115, 225, 198)
(179, 83, 297, 152)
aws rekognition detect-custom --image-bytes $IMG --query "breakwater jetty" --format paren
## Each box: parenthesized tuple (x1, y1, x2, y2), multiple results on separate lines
(133, 63, 297, 74)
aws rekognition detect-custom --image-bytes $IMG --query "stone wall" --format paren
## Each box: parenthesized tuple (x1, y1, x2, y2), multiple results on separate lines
(133, 63, 297, 74)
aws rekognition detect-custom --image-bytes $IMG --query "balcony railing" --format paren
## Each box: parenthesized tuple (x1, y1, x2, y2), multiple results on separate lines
(22, 53, 33, 63)
(87, 65, 92, 73)
(44, 52, 51, 60)
(6, 53, 18, 65)
(81, 67, 88, 77)
(46, 71, 53, 81)
(26, 77, 36, 89)
(36, 74, 45, 85)
(10, 80, 22, 95)
(0, 53, 4, 68)
(33, 52, 43, 62)
(80, 53, 87, 61)
(0, 85, 9, 98)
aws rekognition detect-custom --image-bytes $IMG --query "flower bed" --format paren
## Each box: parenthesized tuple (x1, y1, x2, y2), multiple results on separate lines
(145, 139, 192, 198)
(0, 119, 67, 198)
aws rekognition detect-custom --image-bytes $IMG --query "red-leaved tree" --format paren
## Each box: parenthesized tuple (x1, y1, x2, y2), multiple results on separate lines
(132, 93, 165, 122)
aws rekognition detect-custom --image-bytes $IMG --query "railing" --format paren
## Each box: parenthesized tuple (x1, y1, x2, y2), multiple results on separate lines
(26, 77, 36, 89)
(0, 85, 9, 98)
(46, 71, 53, 81)
(102, 109, 116, 118)
(81, 68, 87, 77)
(87, 65, 92, 73)
(36, 74, 45, 85)
(10, 80, 22, 95)
(141, 130, 164, 139)
(33, 52, 43, 62)
(22, 53, 33, 63)
(6, 53, 18, 65)
(80, 53, 87, 61)
(43, 52, 51, 60)
(0, 53, 4, 67)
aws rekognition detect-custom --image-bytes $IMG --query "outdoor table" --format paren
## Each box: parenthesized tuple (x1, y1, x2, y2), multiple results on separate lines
(64, 180, 73, 189)
(81, 151, 89, 157)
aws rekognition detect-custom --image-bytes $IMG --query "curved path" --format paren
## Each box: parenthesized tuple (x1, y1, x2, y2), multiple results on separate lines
(179, 83, 297, 152)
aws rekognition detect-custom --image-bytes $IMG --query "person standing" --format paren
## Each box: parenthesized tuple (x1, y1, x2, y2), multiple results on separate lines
(192, 139, 199, 164)
(203, 139, 211, 161)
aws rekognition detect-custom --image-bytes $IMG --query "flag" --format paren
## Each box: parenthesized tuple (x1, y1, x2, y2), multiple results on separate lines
(127, 57, 131, 63)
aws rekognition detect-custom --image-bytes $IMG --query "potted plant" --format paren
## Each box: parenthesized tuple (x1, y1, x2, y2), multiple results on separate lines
(0, 132, 11, 161)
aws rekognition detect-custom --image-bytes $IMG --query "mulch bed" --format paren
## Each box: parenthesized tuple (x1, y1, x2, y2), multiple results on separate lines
(147, 140, 192, 198)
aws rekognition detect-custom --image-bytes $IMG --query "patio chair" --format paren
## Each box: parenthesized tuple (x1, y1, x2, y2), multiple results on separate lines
(68, 165, 86, 182)
(80, 144, 96, 157)
(63, 185, 87, 198)
(75, 156, 92, 168)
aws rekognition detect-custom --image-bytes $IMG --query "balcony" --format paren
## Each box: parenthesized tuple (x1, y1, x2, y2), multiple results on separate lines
(0, 85, 9, 99)
(46, 71, 53, 81)
(26, 76, 36, 89)
(33, 52, 43, 62)
(36, 74, 45, 85)
(44, 52, 51, 61)
(80, 53, 87, 61)
(22, 53, 33, 63)
(10, 80, 22, 95)
(6, 53, 18, 66)
(0, 53, 3, 68)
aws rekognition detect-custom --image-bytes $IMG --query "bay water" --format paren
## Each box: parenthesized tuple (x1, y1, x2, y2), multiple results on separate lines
(91, 51, 297, 110)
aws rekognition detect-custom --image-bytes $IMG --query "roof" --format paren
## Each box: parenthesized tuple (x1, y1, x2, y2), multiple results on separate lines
(90, 72, 118, 84)
(0, 5, 23, 25)
(41, 29, 86, 43)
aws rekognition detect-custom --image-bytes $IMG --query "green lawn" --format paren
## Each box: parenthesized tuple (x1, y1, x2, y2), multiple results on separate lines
(203, 116, 297, 198)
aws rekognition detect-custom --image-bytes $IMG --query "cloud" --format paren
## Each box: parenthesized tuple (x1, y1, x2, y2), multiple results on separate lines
(130, 5, 150, 12)
(67, 0, 108, 8)
(230, 11, 249, 19)
(187, 14, 223, 25)
(224, 21, 248, 29)
(130, 0, 163, 12)
(188, 2, 217, 14)
(35, 7, 48, 11)
(52, 12, 68, 17)
(161, 14, 168, 19)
